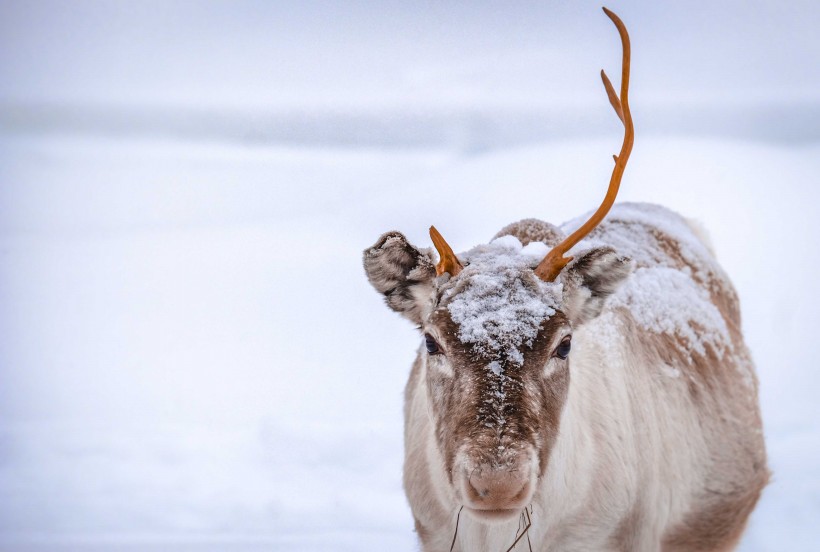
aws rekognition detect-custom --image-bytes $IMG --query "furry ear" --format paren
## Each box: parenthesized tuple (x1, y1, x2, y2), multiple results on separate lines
(560, 247, 633, 326)
(363, 232, 437, 325)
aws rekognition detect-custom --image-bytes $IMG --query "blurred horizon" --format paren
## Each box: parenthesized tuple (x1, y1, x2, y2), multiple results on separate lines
(2, 0, 820, 147)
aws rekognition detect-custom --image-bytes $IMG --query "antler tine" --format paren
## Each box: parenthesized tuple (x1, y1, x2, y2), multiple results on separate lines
(600, 69, 624, 123)
(430, 226, 464, 277)
(534, 7, 634, 282)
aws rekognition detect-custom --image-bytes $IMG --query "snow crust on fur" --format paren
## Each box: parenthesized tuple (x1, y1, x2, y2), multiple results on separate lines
(444, 235, 561, 367)
(563, 203, 715, 279)
(564, 203, 731, 357)
(612, 267, 729, 356)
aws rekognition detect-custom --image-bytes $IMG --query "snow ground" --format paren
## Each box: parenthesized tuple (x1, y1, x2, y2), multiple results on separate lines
(0, 131, 819, 551)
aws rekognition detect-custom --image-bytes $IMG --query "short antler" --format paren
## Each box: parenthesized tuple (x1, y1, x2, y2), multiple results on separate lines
(534, 7, 634, 282)
(430, 225, 464, 277)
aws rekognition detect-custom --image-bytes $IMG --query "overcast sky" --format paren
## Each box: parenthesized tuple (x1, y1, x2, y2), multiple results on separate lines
(1, 0, 818, 110)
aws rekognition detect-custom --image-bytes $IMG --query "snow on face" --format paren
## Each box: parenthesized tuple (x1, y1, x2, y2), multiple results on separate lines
(442, 236, 562, 368)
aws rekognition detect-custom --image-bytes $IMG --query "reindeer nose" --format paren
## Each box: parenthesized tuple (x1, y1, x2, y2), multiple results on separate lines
(464, 467, 531, 511)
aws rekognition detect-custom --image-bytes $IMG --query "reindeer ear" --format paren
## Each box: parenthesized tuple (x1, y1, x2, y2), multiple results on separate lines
(363, 232, 437, 325)
(560, 247, 632, 326)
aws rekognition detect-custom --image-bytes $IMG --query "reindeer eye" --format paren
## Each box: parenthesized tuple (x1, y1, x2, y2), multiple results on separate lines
(555, 336, 572, 359)
(425, 334, 442, 355)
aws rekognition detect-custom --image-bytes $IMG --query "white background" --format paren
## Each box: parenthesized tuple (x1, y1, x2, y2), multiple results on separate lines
(1, 1, 818, 549)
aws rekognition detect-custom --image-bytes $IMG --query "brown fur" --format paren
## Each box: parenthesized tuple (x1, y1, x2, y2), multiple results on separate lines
(611, 499, 646, 551)
(661, 477, 767, 552)
(493, 218, 566, 247)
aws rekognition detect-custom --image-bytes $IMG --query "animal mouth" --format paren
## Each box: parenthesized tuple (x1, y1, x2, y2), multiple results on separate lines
(463, 506, 523, 523)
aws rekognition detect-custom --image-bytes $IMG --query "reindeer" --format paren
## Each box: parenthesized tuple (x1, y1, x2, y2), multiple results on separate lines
(362, 8, 767, 551)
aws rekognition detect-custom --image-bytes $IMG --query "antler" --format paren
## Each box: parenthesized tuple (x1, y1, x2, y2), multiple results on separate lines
(430, 226, 464, 277)
(534, 7, 634, 282)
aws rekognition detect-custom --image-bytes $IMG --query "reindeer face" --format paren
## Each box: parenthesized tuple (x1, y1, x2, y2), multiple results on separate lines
(424, 290, 570, 521)
(363, 229, 631, 522)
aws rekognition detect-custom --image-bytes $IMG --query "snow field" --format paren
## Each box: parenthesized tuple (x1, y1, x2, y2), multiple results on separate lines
(0, 133, 819, 550)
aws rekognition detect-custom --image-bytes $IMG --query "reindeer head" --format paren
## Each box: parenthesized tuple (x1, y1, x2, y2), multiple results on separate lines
(363, 8, 634, 523)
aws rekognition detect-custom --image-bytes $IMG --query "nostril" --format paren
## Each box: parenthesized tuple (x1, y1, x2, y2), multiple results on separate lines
(469, 478, 490, 499)
(465, 469, 531, 509)
(466, 476, 485, 501)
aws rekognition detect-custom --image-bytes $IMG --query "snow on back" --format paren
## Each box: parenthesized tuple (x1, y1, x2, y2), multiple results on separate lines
(444, 235, 561, 367)
(563, 202, 716, 279)
(611, 267, 729, 357)
(565, 203, 732, 359)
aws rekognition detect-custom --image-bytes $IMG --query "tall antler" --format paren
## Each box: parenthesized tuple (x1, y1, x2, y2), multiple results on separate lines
(430, 225, 463, 277)
(534, 7, 634, 282)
